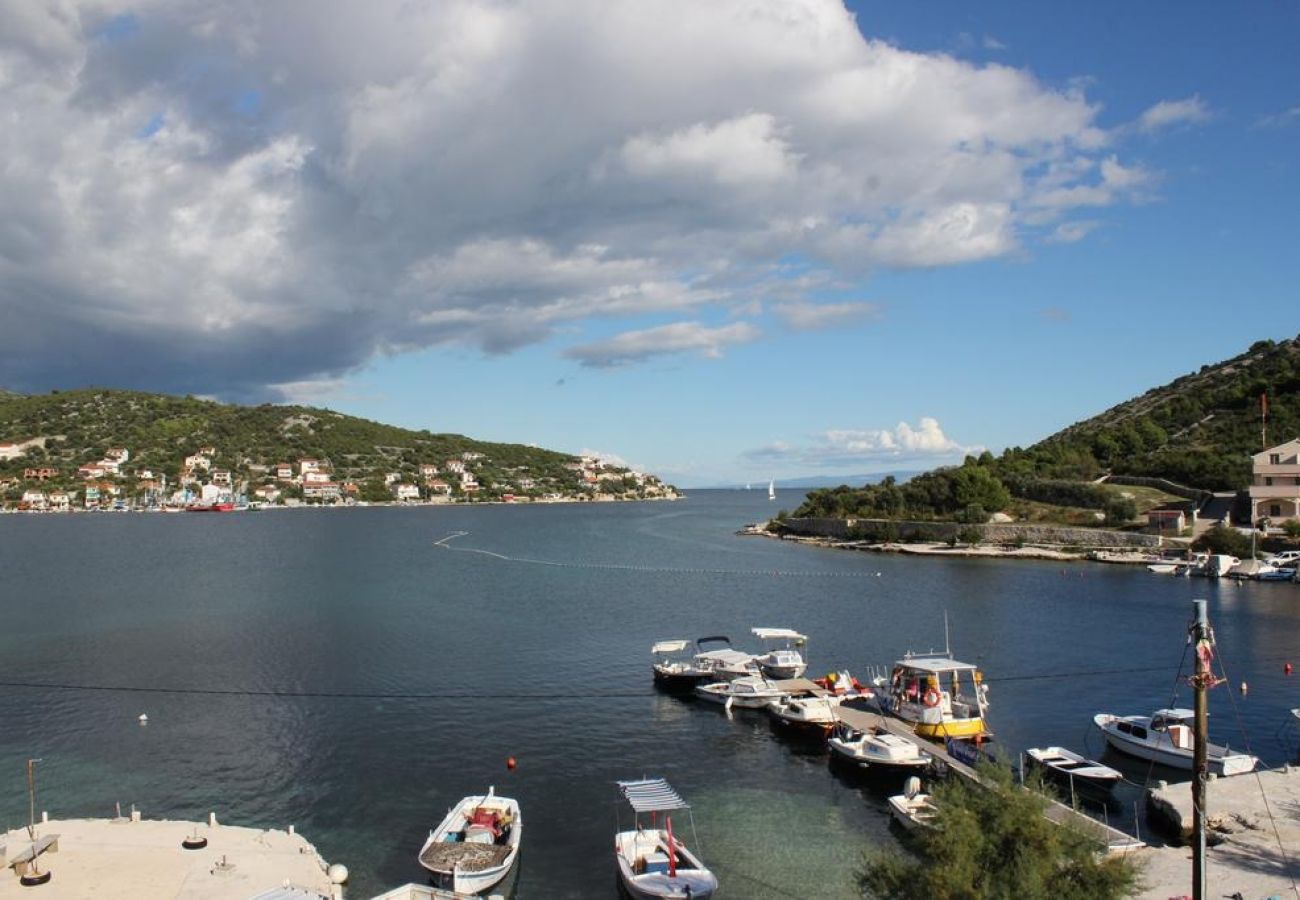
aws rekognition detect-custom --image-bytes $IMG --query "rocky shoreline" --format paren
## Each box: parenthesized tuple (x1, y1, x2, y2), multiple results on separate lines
(738, 523, 1165, 565)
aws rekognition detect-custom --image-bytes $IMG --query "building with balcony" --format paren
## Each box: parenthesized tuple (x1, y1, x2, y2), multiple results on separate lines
(1249, 438, 1300, 524)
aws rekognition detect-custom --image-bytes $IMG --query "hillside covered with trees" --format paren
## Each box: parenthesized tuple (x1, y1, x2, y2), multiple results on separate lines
(0, 388, 673, 506)
(796, 334, 1300, 522)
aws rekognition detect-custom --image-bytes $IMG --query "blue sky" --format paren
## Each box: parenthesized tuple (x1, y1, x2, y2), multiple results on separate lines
(1, 1, 1297, 485)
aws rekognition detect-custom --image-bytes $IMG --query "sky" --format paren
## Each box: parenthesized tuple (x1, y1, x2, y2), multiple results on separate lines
(1, 1, 1297, 486)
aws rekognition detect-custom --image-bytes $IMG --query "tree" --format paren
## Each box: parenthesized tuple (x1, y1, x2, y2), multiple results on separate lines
(860, 762, 1141, 900)
(1192, 524, 1254, 558)
(1284, 520, 1300, 540)
(1104, 497, 1137, 527)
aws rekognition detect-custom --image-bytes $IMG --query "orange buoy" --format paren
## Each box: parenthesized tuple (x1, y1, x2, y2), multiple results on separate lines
(506, 756, 517, 770)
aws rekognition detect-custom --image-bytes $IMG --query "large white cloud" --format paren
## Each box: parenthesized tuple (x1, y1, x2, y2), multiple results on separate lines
(0, 0, 1159, 396)
(745, 417, 981, 467)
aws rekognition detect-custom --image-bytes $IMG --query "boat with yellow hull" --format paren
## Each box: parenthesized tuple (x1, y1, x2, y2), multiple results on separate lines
(876, 654, 991, 742)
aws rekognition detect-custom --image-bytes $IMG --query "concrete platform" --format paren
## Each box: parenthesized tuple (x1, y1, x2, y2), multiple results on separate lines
(1141, 767, 1300, 899)
(1, 815, 341, 899)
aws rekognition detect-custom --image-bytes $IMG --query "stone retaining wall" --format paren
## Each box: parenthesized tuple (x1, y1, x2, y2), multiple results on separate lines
(779, 516, 1162, 549)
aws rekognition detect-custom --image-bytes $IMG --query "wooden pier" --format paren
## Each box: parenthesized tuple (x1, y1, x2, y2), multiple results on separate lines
(834, 706, 1145, 854)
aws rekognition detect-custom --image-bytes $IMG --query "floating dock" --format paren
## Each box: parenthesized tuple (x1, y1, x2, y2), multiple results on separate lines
(834, 706, 1145, 854)
(1, 813, 344, 899)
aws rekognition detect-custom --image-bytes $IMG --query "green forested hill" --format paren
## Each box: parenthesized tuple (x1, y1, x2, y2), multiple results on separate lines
(0, 388, 667, 502)
(1022, 335, 1300, 490)
(794, 334, 1300, 520)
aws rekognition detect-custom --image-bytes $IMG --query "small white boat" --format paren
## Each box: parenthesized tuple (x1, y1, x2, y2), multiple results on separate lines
(1094, 709, 1258, 777)
(887, 779, 937, 832)
(418, 787, 521, 895)
(1146, 563, 1180, 575)
(615, 778, 717, 900)
(768, 479, 775, 501)
(1025, 746, 1123, 795)
(829, 722, 932, 773)
(695, 675, 792, 709)
(767, 694, 842, 732)
(752, 627, 808, 679)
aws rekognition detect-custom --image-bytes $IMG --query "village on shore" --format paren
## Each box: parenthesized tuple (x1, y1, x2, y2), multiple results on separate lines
(0, 438, 676, 513)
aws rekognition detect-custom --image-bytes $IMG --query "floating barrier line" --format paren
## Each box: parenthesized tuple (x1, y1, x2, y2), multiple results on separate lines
(433, 531, 885, 579)
(0, 679, 657, 701)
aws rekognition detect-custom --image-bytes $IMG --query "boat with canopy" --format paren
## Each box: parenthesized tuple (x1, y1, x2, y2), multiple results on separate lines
(614, 778, 717, 900)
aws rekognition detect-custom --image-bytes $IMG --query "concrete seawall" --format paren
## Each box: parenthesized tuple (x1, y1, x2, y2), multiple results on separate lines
(777, 516, 1163, 549)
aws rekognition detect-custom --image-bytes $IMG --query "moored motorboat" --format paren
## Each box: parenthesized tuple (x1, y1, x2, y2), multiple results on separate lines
(615, 778, 717, 900)
(751, 627, 808, 679)
(1025, 746, 1123, 796)
(828, 722, 932, 774)
(887, 779, 937, 832)
(695, 675, 792, 709)
(877, 653, 990, 741)
(691, 635, 760, 682)
(651, 639, 714, 690)
(767, 693, 842, 733)
(418, 787, 521, 895)
(1093, 709, 1258, 776)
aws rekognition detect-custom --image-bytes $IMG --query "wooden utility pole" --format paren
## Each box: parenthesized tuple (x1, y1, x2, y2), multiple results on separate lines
(1191, 599, 1210, 900)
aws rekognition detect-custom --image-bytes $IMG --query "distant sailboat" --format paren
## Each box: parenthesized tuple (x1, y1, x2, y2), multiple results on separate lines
(768, 480, 775, 501)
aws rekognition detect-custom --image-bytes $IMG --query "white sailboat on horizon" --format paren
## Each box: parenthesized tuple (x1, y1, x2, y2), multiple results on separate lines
(768, 479, 775, 501)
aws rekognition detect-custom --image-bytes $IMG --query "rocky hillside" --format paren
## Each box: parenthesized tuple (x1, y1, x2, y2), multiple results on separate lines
(1024, 335, 1300, 490)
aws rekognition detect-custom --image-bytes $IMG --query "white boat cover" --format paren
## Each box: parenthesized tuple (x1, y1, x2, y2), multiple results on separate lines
(618, 779, 690, 813)
(652, 640, 690, 654)
(752, 627, 805, 641)
(695, 648, 753, 666)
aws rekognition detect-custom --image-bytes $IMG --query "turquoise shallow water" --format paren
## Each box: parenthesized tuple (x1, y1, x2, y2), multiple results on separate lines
(1, 491, 1297, 897)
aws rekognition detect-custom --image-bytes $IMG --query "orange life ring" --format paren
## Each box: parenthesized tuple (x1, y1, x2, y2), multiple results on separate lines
(922, 688, 941, 708)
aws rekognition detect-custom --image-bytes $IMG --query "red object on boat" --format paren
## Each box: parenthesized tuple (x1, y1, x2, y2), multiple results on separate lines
(187, 503, 235, 512)
(665, 815, 677, 879)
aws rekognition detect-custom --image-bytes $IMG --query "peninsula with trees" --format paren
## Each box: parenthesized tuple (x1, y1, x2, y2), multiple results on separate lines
(772, 334, 1300, 558)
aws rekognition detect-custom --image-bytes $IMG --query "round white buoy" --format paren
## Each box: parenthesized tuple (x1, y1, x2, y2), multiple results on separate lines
(903, 776, 921, 799)
(328, 864, 349, 885)
(138, 714, 148, 725)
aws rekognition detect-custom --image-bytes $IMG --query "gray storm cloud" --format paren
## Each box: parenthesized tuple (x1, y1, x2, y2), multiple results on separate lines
(0, 0, 1149, 396)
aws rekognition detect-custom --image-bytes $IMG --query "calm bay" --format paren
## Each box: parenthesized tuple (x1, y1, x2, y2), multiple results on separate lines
(1, 490, 1297, 897)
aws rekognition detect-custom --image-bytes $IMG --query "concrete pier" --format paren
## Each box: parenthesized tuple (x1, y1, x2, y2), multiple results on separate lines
(1, 814, 343, 899)
(1141, 767, 1300, 899)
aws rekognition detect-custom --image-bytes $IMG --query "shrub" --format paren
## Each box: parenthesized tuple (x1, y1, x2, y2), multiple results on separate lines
(860, 761, 1140, 900)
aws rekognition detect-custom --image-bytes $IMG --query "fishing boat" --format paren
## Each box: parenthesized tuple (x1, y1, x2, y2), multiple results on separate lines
(694, 675, 791, 709)
(1093, 709, 1258, 776)
(651, 640, 715, 690)
(1024, 746, 1123, 796)
(767, 693, 842, 733)
(186, 501, 235, 512)
(614, 778, 717, 900)
(417, 787, 521, 895)
(877, 653, 990, 741)
(828, 722, 933, 774)
(887, 778, 937, 832)
(751, 627, 808, 679)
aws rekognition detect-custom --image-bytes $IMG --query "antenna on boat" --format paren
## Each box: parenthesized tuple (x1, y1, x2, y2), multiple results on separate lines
(943, 611, 951, 658)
